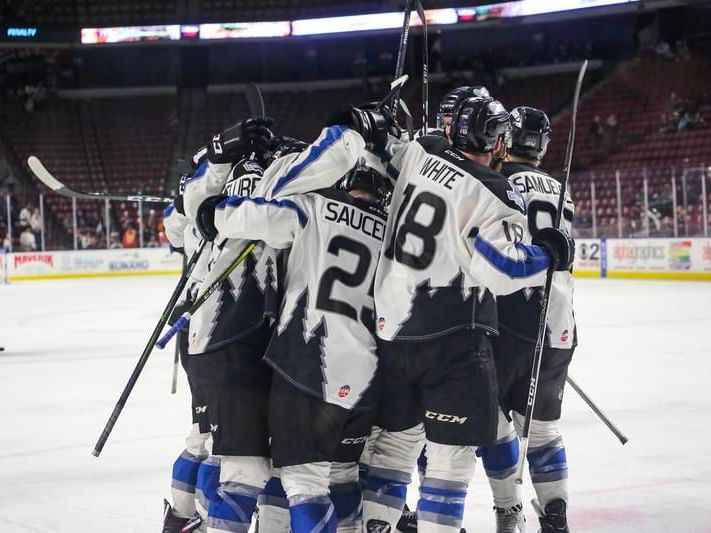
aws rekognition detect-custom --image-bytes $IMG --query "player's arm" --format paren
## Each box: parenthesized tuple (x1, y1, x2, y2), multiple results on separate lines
(465, 181, 573, 296)
(260, 125, 366, 199)
(207, 194, 308, 250)
(163, 201, 188, 255)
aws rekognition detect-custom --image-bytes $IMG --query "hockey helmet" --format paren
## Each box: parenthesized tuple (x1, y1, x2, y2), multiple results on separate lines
(449, 97, 511, 154)
(264, 136, 308, 166)
(437, 86, 491, 130)
(340, 162, 393, 206)
(509, 106, 551, 161)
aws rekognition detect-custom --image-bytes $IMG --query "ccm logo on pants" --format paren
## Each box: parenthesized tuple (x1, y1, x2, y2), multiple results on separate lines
(425, 411, 468, 424)
(341, 436, 368, 445)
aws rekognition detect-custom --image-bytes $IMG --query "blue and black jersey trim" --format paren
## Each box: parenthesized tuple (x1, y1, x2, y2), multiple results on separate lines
(271, 125, 348, 196)
(474, 237, 550, 278)
(217, 195, 308, 227)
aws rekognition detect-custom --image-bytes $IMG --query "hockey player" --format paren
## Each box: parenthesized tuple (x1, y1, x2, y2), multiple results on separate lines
(361, 97, 575, 533)
(196, 108, 392, 533)
(477, 106, 576, 533)
(161, 154, 213, 533)
(435, 86, 490, 134)
(165, 117, 280, 533)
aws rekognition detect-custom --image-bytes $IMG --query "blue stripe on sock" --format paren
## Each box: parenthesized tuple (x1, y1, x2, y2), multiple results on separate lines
(172, 451, 205, 487)
(364, 475, 408, 500)
(290, 498, 337, 533)
(262, 477, 287, 498)
(479, 437, 520, 473)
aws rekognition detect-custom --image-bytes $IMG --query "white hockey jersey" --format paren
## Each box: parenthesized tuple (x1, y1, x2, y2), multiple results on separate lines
(212, 125, 382, 411)
(374, 135, 552, 342)
(182, 159, 278, 354)
(499, 161, 577, 349)
(184, 125, 366, 356)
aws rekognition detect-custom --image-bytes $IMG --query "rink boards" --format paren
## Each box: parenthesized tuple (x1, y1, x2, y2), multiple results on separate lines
(575, 237, 711, 280)
(1, 248, 182, 282)
(2, 238, 711, 282)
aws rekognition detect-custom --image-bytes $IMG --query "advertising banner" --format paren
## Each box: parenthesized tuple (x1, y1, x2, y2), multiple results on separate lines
(605, 238, 711, 279)
(6, 248, 182, 282)
(573, 239, 602, 277)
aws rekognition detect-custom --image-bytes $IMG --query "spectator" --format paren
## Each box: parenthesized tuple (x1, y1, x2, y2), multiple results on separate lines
(659, 113, 675, 133)
(19, 226, 36, 251)
(30, 206, 41, 239)
(667, 91, 684, 114)
(606, 113, 619, 141)
(588, 115, 605, 148)
(122, 225, 138, 248)
(18, 202, 31, 230)
(678, 110, 703, 131)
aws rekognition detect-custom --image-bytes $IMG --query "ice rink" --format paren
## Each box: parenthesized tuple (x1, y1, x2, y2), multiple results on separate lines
(1, 275, 710, 532)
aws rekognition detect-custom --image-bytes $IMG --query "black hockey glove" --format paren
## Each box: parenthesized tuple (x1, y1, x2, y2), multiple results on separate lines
(196, 195, 227, 242)
(533, 227, 575, 272)
(207, 118, 274, 165)
(326, 105, 388, 151)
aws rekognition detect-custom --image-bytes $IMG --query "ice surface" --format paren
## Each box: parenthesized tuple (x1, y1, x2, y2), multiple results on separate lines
(1, 276, 710, 532)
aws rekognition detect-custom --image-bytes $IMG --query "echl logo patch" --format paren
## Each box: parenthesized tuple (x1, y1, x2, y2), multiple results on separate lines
(338, 385, 351, 398)
(560, 330, 569, 342)
(507, 187, 526, 213)
(377, 317, 386, 331)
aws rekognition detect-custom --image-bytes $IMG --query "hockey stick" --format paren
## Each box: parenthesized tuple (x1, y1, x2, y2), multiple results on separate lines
(514, 60, 589, 484)
(566, 375, 629, 444)
(156, 242, 257, 349)
(245, 82, 266, 119)
(170, 253, 188, 395)
(392, 0, 415, 115)
(27, 156, 173, 204)
(92, 239, 208, 457)
(415, 0, 429, 133)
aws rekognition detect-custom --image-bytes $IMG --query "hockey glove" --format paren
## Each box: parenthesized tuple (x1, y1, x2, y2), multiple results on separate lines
(207, 118, 274, 164)
(326, 105, 388, 151)
(533, 227, 575, 272)
(196, 195, 227, 242)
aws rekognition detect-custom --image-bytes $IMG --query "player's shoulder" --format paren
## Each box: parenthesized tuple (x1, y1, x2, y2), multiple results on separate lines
(501, 161, 552, 180)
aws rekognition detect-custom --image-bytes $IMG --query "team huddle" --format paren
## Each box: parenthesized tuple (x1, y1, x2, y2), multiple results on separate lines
(160, 85, 577, 533)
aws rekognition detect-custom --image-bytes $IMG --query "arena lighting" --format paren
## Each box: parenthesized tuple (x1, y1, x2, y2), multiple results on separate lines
(199, 21, 291, 39)
(291, 8, 458, 36)
(455, 0, 638, 21)
(81, 25, 181, 44)
(79, 0, 638, 44)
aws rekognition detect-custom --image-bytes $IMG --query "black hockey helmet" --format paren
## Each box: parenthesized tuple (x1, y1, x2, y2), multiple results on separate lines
(437, 86, 491, 130)
(340, 162, 392, 206)
(449, 97, 511, 154)
(509, 106, 551, 161)
(264, 136, 308, 166)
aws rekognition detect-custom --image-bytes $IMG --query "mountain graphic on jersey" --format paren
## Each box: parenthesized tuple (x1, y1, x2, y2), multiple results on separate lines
(394, 271, 498, 339)
(265, 289, 330, 401)
(206, 251, 269, 348)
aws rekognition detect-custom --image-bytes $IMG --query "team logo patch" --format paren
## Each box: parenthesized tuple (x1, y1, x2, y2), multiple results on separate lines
(560, 329, 569, 342)
(507, 187, 526, 212)
(338, 385, 351, 398)
(377, 317, 386, 331)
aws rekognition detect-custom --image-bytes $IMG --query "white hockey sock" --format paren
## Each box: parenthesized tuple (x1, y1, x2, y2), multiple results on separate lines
(513, 413, 569, 507)
(362, 424, 425, 531)
(417, 440, 476, 533)
(477, 410, 522, 510)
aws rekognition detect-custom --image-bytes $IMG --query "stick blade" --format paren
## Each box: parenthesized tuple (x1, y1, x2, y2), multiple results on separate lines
(245, 83, 265, 118)
(27, 155, 63, 192)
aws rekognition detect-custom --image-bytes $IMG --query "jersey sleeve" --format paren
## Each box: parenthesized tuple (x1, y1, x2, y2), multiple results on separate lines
(465, 180, 552, 295)
(163, 203, 188, 253)
(212, 194, 309, 250)
(182, 160, 233, 222)
(261, 126, 366, 199)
